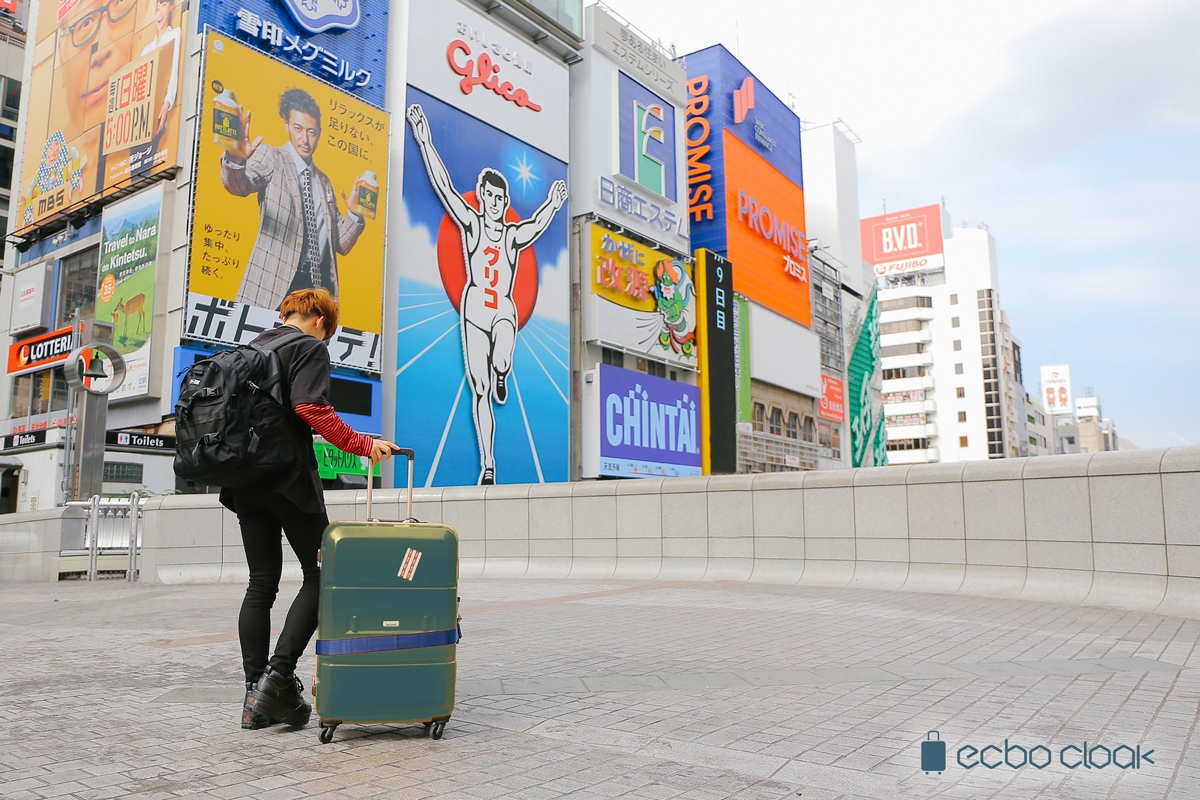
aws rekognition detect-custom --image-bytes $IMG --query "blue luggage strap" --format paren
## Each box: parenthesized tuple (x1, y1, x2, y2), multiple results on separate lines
(316, 625, 462, 656)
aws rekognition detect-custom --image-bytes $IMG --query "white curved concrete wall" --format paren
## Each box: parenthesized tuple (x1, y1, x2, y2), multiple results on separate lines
(34, 446, 1200, 618)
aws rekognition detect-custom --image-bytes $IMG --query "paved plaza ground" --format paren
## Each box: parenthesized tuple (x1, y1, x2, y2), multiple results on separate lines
(2, 578, 1198, 799)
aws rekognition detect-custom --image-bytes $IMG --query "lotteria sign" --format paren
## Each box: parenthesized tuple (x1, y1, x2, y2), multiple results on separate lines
(860, 204, 945, 277)
(599, 364, 702, 478)
(7, 326, 75, 376)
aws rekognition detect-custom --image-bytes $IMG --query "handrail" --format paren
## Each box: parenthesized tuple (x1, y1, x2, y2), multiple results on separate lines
(71, 493, 145, 581)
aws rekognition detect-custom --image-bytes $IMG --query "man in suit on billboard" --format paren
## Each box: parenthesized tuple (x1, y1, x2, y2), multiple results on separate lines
(221, 88, 368, 310)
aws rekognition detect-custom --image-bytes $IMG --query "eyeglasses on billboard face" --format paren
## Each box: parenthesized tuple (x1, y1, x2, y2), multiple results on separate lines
(61, 0, 137, 50)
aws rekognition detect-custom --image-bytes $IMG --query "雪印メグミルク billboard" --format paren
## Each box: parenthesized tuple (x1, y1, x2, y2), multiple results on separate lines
(185, 33, 388, 372)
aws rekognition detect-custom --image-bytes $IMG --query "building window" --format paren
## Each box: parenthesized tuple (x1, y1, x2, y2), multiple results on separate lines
(956, 387, 965, 398)
(601, 347, 624, 368)
(879, 296, 933, 312)
(880, 319, 923, 335)
(949, 294, 958, 305)
(955, 363, 964, 375)
(103, 462, 144, 484)
(753, 403, 765, 432)
(0, 145, 13, 190)
(818, 421, 841, 459)
(886, 437, 930, 451)
(958, 411, 967, 422)
(959, 436, 969, 448)
(882, 366, 926, 380)
(951, 317, 960, 328)
(881, 343, 925, 358)
(802, 416, 816, 442)
(786, 412, 799, 439)
(644, 360, 666, 378)
(56, 247, 101, 328)
(12, 367, 70, 419)
(953, 340, 962, 351)
(769, 407, 783, 436)
(1, 77, 18, 121)
(10, 373, 30, 418)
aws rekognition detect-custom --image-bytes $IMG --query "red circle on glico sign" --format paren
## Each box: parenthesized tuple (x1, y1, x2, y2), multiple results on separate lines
(435, 191, 540, 329)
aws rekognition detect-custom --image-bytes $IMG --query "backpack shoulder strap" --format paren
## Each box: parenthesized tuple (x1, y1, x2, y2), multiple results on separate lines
(246, 326, 309, 403)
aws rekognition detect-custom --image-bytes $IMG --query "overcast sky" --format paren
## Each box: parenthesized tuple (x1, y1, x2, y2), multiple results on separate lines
(597, 0, 1199, 449)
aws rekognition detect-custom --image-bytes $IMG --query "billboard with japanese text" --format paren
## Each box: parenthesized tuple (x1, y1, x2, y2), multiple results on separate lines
(685, 45, 810, 326)
(570, 4, 689, 250)
(97, 182, 164, 400)
(1040, 364, 1073, 415)
(397, 0, 569, 488)
(184, 33, 389, 372)
(16, 0, 191, 234)
(860, 204, 945, 277)
(197, 0, 388, 107)
(584, 223, 696, 368)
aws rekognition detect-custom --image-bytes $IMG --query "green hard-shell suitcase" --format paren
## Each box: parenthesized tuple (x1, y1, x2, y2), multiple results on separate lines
(313, 449, 460, 744)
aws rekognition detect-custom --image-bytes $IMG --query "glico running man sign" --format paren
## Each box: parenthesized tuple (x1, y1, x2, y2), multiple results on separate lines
(395, 0, 570, 487)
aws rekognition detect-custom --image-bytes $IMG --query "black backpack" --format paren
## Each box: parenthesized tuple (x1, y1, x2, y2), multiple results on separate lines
(173, 328, 307, 488)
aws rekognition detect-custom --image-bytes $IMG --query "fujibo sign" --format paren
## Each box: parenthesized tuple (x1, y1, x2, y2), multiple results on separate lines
(860, 204, 945, 277)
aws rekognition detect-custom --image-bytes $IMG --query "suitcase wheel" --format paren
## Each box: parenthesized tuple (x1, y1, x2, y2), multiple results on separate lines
(318, 722, 338, 744)
(430, 721, 446, 740)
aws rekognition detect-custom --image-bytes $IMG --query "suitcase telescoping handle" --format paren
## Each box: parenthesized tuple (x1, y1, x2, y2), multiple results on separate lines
(363, 446, 416, 522)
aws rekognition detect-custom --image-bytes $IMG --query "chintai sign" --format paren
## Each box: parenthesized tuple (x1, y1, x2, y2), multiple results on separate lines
(598, 364, 702, 478)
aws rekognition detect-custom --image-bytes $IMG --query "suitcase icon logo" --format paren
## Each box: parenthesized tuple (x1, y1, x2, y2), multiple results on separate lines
(398, 548, 422, 581)
(922, 731, 945, 774)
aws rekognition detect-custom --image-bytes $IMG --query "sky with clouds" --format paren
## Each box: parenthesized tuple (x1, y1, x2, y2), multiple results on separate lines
(597, 0, 1199, 448)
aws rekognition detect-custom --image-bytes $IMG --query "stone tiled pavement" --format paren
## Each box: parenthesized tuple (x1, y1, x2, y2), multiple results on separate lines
(2, 579, 1199, 799)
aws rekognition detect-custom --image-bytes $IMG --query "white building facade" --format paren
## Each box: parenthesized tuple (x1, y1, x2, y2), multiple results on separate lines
(875, 223, 1022, 464)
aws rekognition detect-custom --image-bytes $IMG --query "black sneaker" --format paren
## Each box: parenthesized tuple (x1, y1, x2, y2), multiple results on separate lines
(495, 373, 508, 404)
(480, 467, 495, 485)
(252, 668, 312, 728)
(241, 681, 275, 730)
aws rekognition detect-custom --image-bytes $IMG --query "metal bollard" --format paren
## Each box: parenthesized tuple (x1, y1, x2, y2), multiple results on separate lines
(126, 491, 140, 582)
(86, 495, 101, 581)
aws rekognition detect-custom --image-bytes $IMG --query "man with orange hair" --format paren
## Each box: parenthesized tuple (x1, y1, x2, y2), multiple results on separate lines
(222, 288, 399, 730)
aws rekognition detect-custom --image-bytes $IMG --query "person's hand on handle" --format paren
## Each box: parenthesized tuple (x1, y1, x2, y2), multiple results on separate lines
(369, 438, 400, 465)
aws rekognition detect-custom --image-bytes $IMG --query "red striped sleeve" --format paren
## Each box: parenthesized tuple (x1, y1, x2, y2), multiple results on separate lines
(295, 403, 375, 457)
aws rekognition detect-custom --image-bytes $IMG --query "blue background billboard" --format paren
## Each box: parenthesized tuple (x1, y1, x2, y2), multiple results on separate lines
(684, 44, 804, 257)
(599, 364, 702, 478)
(396, 87, 570, 487)
(198, 0, 388, 107)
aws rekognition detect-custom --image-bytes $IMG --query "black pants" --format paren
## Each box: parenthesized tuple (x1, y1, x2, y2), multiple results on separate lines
(234, 490, 328, 683)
